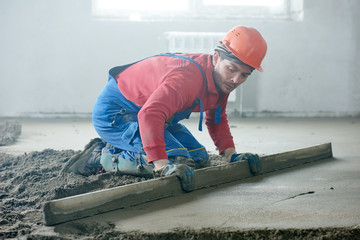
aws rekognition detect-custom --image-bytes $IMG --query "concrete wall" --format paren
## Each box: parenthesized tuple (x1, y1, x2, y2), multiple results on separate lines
(0, 0, 359, 117)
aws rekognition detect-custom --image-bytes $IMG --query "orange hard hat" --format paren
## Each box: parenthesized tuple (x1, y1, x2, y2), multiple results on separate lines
(220, 26, 267, 72)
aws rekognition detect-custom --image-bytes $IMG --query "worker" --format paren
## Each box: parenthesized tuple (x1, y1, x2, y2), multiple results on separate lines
(63, 25, 267, 192)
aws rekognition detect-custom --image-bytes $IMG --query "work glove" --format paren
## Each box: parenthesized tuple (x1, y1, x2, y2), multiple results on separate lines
(154, 163, 195, 192)
(230, 153, 262, 175)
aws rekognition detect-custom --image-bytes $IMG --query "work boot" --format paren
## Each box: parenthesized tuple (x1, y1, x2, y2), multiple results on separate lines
(189, 148, 210, 169)
(61, 138, 105, 176)
(168, 156, 195, 168)
(84, 143, 106, 176)
(194, 159, 210, 169)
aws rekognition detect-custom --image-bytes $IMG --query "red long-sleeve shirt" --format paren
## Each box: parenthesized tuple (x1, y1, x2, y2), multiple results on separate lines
(115, 54, 235, 162)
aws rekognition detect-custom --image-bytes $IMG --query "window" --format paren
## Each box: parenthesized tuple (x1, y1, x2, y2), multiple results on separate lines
(92, 0, 303, 22)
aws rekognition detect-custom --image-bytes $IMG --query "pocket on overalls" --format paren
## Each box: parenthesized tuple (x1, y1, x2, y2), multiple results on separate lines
(110, 110, 139, 144)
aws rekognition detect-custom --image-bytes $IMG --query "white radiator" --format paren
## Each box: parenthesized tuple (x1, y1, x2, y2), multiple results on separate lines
(163, 31, 225, 54)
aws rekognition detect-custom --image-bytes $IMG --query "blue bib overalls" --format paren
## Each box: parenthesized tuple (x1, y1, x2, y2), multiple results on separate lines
(92, 54, 209, 166)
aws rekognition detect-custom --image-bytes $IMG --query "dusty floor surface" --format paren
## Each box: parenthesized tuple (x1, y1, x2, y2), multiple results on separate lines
(0, 121, 21, 146)
(1, 149, 359, 239)
(0, 118, 359, 239)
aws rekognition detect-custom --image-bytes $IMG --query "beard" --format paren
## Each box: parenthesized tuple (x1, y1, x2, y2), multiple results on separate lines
(212, 69, 236, 94)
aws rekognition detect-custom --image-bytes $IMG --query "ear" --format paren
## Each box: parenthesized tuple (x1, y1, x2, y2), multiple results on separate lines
(213, 51, 220, 67)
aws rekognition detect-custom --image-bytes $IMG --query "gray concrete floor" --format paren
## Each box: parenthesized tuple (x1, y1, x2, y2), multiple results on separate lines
(1, 117, 360, 232)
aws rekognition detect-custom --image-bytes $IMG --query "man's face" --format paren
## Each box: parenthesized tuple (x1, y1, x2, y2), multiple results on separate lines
(212, 51, 252, 94)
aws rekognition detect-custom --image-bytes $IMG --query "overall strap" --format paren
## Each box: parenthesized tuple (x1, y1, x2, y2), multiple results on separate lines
(109, 53, 204, 79)
(158, 53, 205, 131)
(157, 53, 204, 77)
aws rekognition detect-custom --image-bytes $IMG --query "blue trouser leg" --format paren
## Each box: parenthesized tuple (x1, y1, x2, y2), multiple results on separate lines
(166, 123, 209, 162)
(92, 77, 143, 156)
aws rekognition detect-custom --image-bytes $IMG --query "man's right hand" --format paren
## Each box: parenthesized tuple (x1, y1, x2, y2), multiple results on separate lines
(154, 163, 195, 192)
